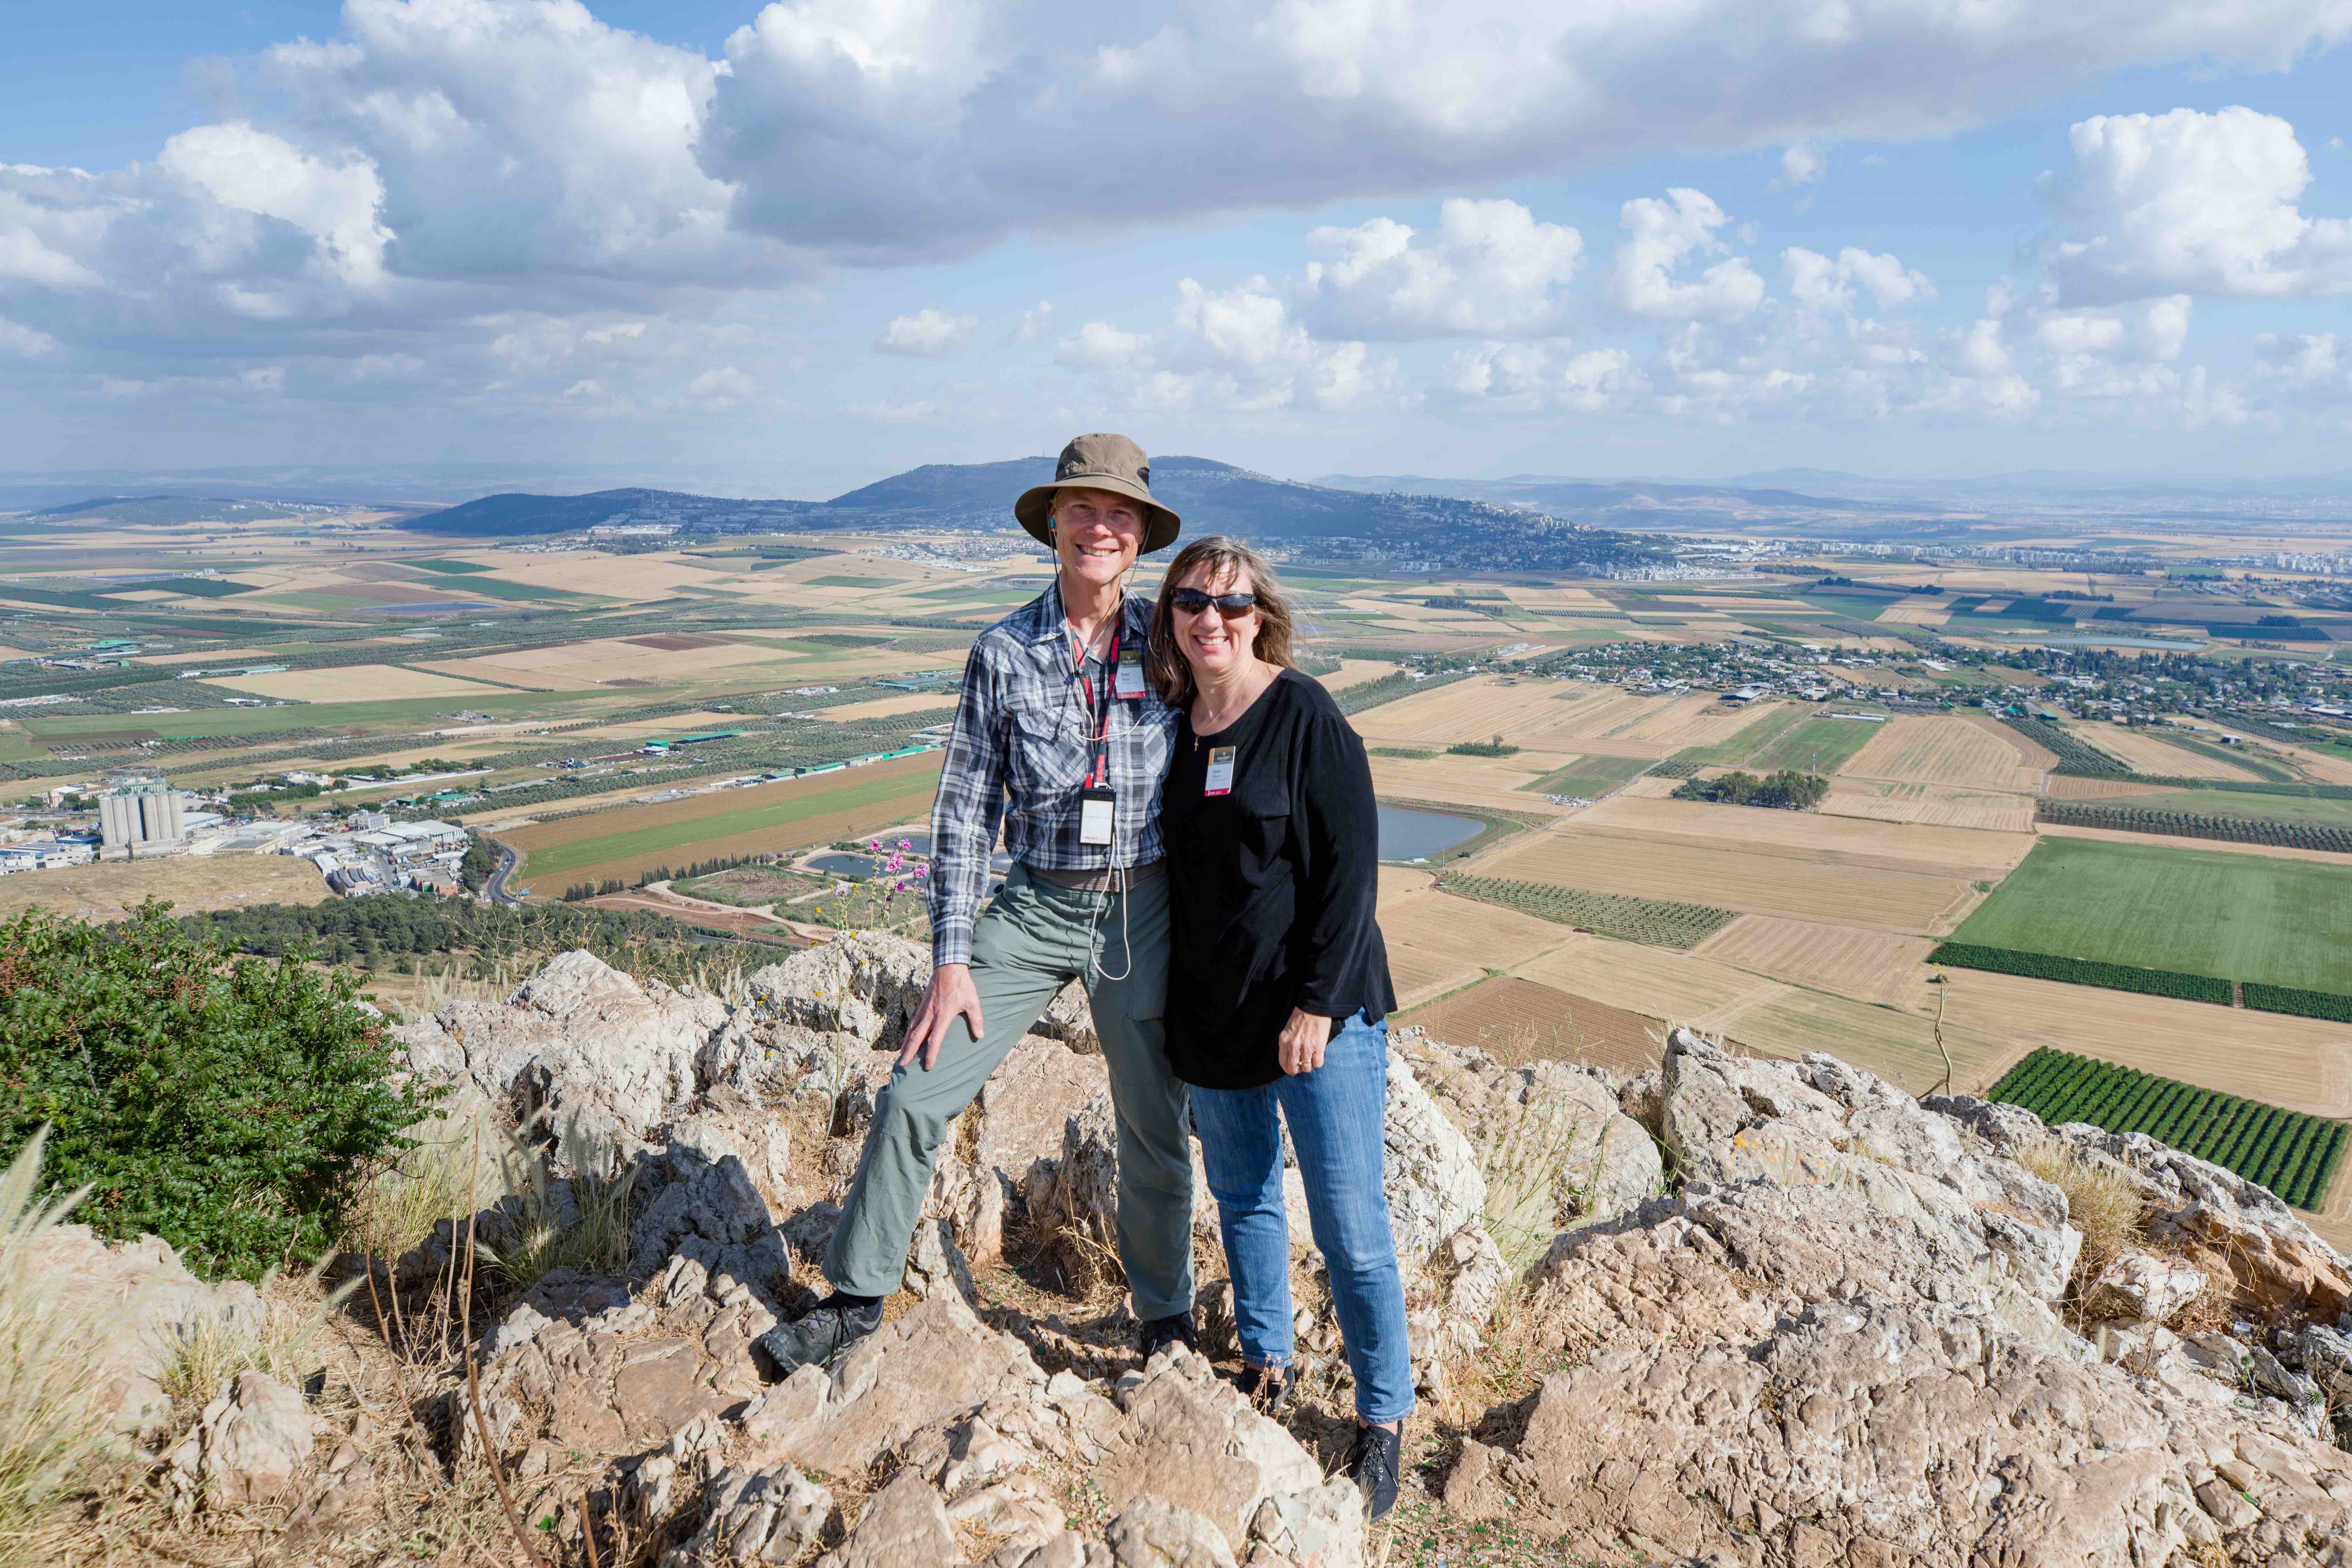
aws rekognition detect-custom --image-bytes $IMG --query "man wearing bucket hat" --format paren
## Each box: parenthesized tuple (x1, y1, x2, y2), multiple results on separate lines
(761, 434, 1199, 1375)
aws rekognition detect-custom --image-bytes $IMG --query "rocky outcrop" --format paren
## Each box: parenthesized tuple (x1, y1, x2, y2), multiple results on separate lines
(1933, 1090, 2352, 1319)
(31, 1223, 266, 1440)
(86, 944, 2352, 1568)
(1455, 1028, 2352, 1567)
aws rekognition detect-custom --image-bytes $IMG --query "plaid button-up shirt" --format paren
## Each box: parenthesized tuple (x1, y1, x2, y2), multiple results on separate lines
(926, 578, 1176, 966)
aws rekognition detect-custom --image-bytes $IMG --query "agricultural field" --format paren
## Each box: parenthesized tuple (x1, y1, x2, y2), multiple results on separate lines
(1571, 794, 2030, 878)
(204, 663, 519, 702)
(1668, 702, 1809, 766)
(2036, 798, 2352, 854)
(1477, 825, 1988, 934)
(2077, 722, 2268, 782)
(1373, 866, 1568, 1006)
(1744, 713, 1889, 775)
(1990, 1049, 2346, 1211)
(1402, 975, 1667, 1077)
(1692, 916, 1935, 1010)
(0, 853, 330, 923)
(1949, 836, 2352, 993)
(499, 751, 945, 891)
(1824, 779, 2037, 832)
(1841, 715, 2043, 793)
(1436, 876, 1737, 948)
(1518, 754, 1654, 798)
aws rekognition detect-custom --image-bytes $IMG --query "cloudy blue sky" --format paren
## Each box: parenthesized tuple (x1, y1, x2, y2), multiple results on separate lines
(4, 0, 2352, 490)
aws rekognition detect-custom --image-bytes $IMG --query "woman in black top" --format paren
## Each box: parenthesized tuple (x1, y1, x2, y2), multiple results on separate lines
(1148, 536, 1409, 1519)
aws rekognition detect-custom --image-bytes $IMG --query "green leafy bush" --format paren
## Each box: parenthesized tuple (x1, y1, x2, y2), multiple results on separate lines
(0, 903, 436, 1281)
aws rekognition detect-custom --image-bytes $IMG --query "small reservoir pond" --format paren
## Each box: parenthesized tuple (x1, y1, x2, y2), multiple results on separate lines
(1377, 805, 1484, 862)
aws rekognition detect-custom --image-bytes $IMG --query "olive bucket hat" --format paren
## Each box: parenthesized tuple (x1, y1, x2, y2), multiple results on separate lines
(1014, 433, 1182, 554)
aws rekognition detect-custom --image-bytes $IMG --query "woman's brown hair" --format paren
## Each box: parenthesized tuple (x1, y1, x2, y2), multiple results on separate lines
(1148, 535, 1297, 708)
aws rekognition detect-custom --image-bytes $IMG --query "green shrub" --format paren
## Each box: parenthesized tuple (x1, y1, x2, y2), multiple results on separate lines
(0, 902, 436, 1281)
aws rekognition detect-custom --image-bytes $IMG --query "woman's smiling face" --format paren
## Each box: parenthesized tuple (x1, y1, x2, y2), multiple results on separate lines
(1172, 560, 1260, 682)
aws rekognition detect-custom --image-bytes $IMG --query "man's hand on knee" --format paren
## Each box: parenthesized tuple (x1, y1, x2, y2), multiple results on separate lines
(901, 962, 983, 1071)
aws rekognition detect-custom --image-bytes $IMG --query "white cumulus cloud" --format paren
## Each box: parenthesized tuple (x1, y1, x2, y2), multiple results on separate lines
(1301, 198, 1583, 338)
(1609, 190, 1765, 322)
(2040, 106, 2352, 302)
(876, 308, 978, 357)
(1783, 246, 1935, 312)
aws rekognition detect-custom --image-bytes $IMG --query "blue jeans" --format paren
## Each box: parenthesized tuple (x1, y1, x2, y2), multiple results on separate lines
(1188, 1011, 1415, 1424)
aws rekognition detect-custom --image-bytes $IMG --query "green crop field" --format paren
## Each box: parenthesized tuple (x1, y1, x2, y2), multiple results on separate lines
(1669, 703, 1810, 766)
(405, 559, 495, 574)
(1519, 755, 1654, 797)
(1952, 836, 2352, 992)
(513, 763, 943, 881)
(1746, 714, 1886, 775)
(806, 575, 899, 589)
(1990, 1048, 2346, 1211)
(2090, 789, 2352, 830)
(1437, 875, 1737, 948)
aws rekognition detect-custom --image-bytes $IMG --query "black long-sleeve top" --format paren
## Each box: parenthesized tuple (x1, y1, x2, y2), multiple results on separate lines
(1160, 669, 1397, 1090)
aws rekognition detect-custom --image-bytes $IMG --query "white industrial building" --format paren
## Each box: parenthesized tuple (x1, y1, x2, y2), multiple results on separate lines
(97, 781, 195, 850)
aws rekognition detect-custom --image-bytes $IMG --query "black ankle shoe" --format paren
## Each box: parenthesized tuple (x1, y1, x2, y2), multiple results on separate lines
(755, 1294, 883, 1379)
(1234, 1365, 1298, 1416)
(1348, 1422, 1402, 1521)
(1137, 1311, 1197, 1364)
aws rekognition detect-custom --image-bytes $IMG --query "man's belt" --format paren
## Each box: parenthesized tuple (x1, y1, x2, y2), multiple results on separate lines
(1026, 860, 1166, 892)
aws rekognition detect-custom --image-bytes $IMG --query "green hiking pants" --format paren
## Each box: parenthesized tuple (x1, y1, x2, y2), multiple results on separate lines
(822, 864, 1195, 1320)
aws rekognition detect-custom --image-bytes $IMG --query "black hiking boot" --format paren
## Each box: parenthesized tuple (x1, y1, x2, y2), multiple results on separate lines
(1136, 1310, 1197, 1365)
(1234, 1364, 1298, 1416)
(756, 1294, 883, 1379)
(1348, 1422, 1402, 1521)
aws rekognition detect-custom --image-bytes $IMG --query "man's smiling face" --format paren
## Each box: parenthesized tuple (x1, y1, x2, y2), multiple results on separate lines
(1051, 487, 1146, 590)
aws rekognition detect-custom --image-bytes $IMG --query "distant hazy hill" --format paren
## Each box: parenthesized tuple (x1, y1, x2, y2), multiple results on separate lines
(407, 455, 1674, 571)
(1316, 472, 1899, 515)
(13, 495, 310, 528)
(408, 487, 822, 537)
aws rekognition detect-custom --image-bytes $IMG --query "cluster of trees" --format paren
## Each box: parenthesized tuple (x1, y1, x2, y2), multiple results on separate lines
(1671, 769, 1829, 810)
(1446, 736, 1519, 757)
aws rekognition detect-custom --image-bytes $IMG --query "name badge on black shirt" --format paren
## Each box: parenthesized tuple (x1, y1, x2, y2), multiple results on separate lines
(1203, 746, 1236, 797)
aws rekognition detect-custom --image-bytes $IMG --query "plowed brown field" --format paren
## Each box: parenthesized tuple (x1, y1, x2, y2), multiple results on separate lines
(1403, 975, 1667, 1076)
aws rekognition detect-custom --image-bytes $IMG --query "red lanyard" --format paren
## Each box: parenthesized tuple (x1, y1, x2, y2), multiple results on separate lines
(1073, 627, 1118, 788)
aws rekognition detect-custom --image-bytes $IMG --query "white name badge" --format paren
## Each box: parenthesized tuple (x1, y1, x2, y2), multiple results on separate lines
(1079, 786, 1115, 845)
(1203, 746, 1236, 797)
(1114, 647, 1147, 700)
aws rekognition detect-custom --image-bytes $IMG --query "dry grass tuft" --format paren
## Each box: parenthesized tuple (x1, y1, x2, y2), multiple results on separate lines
(0, 1129, 129, 1561)
(158, 1290, 330, 1413)
(2016, 1139, 2146, 1288)
(482, 1118, 639, 1293)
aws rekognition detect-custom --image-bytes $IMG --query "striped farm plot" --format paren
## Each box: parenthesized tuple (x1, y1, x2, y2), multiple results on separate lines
(1841, 715, 2045, 793)
(1366, 752, 1579, 816)
(1823, 779, 2039, 833)
(1872, 600, 1952, 625)
(1476, 826, 1989, 934)
(1567, 794, 2032, 880)
(1376, 866, 1569, 1006)
(203, 663, 517, 702)
(2043, 775, 2195, 800)
(1346, 674, 1569, 746)
(1693, 915, 1939, 1010)
(423, 636, 799, 690)
(2076, 721, 2267, 782)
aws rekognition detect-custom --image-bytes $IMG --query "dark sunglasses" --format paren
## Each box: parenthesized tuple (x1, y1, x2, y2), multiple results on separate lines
(1170, 588, 1259, 618)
